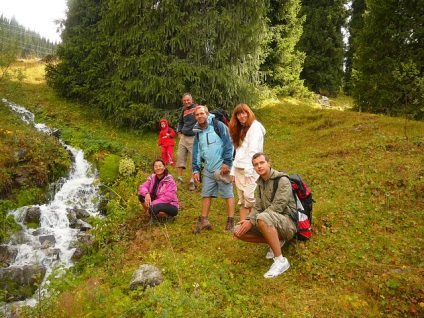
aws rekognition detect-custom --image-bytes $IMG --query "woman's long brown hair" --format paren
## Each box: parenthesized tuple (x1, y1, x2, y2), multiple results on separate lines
(229, 103, 256, 149)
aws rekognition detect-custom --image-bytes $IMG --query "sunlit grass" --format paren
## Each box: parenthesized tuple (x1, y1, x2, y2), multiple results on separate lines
(1, 61, 423, 317)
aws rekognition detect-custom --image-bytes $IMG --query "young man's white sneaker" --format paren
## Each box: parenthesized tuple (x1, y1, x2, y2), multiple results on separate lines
(263, 257, 290, 278)
(265, 240, 285, 259)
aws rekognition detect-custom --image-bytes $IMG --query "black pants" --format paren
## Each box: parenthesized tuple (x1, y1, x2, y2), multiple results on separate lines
(138, 195, 178, 216)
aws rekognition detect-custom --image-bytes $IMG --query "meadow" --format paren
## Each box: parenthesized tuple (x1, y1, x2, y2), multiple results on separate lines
(1, 61, 423, 317)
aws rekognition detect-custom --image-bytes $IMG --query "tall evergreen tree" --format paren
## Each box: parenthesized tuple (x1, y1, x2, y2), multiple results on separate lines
(351, 0, 424, 119)
(47, 0, 269, 129)
(296, 0, 347, 96)
(46, 0, 106, 102)
(260, 0, 306, 96)
(344, 0, 366, 94)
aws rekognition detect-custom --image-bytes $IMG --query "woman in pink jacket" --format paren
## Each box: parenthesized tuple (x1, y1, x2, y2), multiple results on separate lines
(138, 159, 179, 224)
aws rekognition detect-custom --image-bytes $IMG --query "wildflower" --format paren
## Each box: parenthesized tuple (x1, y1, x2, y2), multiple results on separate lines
(119, 157, 135, 176)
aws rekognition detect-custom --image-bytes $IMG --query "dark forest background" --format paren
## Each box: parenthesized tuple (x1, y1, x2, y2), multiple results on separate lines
(1, 0, 423, 127)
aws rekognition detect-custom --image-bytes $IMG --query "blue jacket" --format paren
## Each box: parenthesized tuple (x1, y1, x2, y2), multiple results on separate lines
(192, 115, 234, 174)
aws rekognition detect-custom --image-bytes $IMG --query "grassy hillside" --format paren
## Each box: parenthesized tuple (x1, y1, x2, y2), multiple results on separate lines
(1, 62, 423, 317)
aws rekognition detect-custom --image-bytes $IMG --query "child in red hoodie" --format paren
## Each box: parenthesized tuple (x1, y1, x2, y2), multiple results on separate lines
(158, 119, 176, 165)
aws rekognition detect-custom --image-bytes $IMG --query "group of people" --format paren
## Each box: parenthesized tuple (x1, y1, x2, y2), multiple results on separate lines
(137, 93, 298, 278)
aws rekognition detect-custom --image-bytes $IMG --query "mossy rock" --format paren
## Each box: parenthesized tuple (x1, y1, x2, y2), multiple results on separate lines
(0, 265, 46, 302)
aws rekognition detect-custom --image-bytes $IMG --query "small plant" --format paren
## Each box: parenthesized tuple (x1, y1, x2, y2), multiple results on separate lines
(119, 157, 135, 176)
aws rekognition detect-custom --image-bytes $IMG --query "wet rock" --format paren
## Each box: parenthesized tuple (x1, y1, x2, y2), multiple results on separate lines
(0, 245, 18, 267)
(24, 206, 41, 225)
(32, 228, 49, 236)
(71, 248, 85, 261)
(74, 208, 90, 219)
(43, 248, 61, 260)
(9, 231, 31, 245)
(39, 235, 56, 248)
(67, 208, 90, 228)
(76, 232, 94, 244)
(0, 264, 47, 302)
(51, 128, 61, 138)
(70, 219, 92, 231)
(71, 232, 94, 261)
(78, 220, 92, 231)
(67, 211, 78, 228)
(129, 264, 163, 291)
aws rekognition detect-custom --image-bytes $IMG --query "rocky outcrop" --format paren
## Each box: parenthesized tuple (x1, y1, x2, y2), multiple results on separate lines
(0, 265, 47, 301)
(0, 245, 18, 267)
(2, 207, 96, 303)
(67, 208, 92, 230)
(24, 206, 41, 226)
(129, 264, 163, 291)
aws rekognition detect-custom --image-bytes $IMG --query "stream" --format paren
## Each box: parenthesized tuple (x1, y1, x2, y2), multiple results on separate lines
(1, 98, 101, 308)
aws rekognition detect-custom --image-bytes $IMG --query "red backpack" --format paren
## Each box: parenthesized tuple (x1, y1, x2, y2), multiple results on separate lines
(271, 174, 314, 241)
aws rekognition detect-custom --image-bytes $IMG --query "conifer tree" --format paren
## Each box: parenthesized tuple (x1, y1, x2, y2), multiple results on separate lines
(351, 0, 424, 119)
(0, 15, 56, 60)
(47, 0, 269, 129)
(296, 0, 347, 96)
(261, 0, 306, 96)
(344, 0, 365, 94)
(46, 0, 106, 102)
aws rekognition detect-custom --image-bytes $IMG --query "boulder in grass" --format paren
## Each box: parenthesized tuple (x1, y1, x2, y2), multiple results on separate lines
(129, 264, 163, 291)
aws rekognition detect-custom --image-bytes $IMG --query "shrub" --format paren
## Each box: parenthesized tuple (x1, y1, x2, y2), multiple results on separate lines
(99, 154, 121, 184)
(118, 157, 135, 177)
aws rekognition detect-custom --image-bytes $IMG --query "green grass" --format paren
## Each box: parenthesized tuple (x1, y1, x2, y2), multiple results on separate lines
(1, 62, 424, 317)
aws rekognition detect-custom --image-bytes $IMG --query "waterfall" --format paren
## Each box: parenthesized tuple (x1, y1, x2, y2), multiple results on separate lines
(2, 98, 100, 307)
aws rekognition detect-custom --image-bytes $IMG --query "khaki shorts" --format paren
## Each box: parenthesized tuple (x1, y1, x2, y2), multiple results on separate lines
(176, 135, 195, 169)
(234, 168, 257, 208)
(235, 211, 296, 241)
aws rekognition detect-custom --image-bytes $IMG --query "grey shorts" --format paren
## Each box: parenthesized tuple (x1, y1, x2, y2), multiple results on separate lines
(202, 170, 234, 199)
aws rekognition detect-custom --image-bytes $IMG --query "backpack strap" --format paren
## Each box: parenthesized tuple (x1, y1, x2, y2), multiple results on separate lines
(194, 117, 221, 140)
(258, 175, 286, 201)
(212, 117, 221, 138)
(270, 175, 292, 201)
(271, 175, 298, 215)
(270, 177, 281, 202)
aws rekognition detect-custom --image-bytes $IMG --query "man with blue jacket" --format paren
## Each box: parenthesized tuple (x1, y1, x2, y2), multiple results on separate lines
(192, 106, 235, 233)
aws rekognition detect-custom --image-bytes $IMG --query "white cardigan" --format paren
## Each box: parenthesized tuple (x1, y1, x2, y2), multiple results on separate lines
(230, 120, 266, 177)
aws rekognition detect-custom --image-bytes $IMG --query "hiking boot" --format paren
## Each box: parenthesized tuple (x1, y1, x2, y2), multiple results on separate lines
(193, 216, 212, 234)
(225, 217, 235, 232)
(263, 258, 290, 278)
(188, 181, 196, 191)
(265, 240, 285, 259)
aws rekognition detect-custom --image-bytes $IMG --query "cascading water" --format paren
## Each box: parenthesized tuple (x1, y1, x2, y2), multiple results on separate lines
(2, 98, 100, 307)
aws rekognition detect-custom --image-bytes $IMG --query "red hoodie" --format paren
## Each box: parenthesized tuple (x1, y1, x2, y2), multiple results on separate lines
(158, 119, 176, 147)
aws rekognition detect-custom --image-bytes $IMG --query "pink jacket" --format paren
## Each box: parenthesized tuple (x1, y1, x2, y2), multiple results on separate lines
(138, 174, 179, 208)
